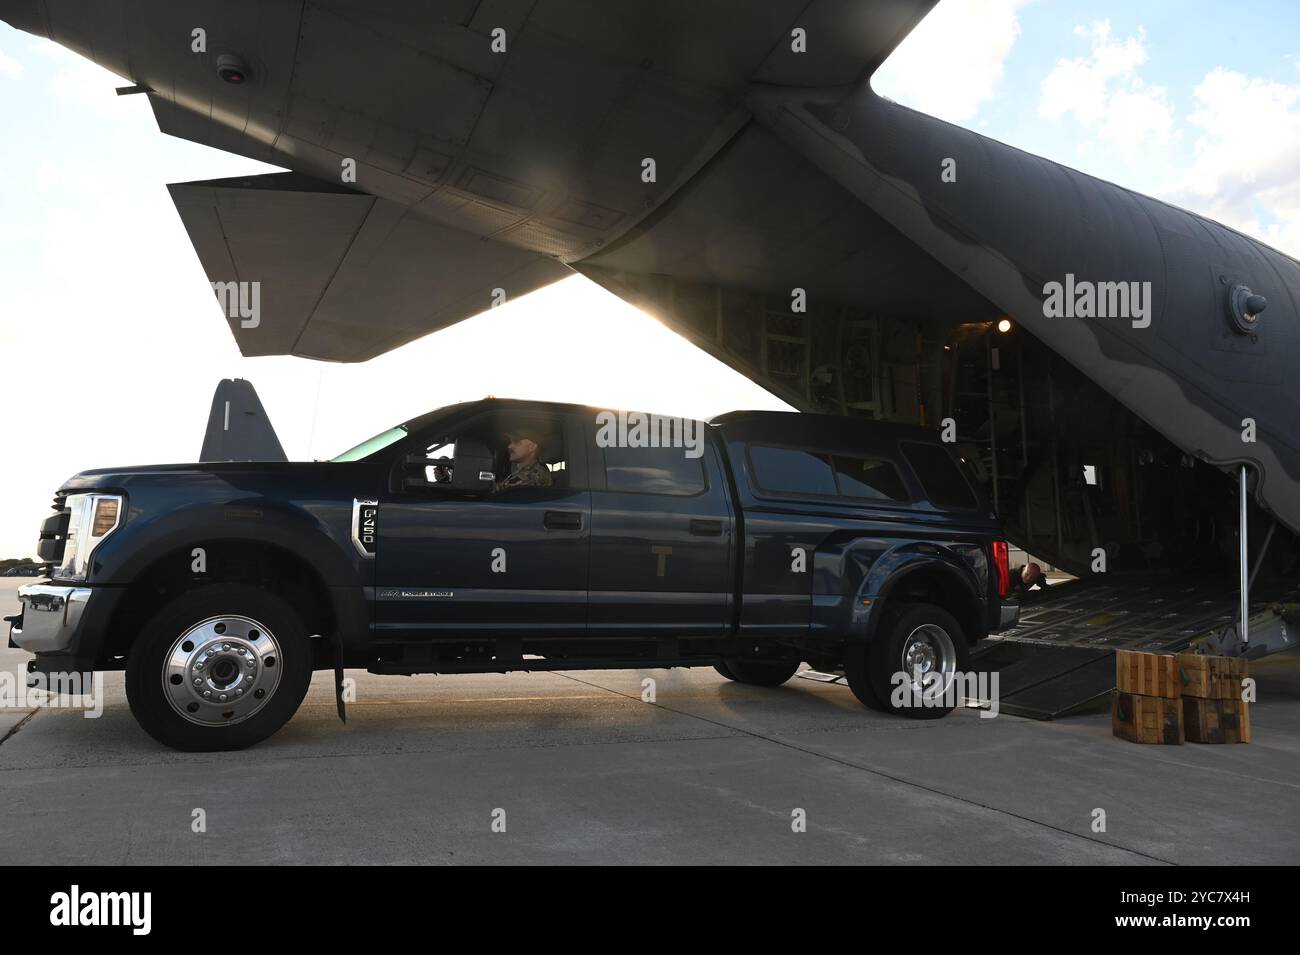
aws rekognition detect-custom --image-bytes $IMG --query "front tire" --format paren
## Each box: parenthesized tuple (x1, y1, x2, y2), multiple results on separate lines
(126, 584, 313, 751)
(845, 604, 970, 719)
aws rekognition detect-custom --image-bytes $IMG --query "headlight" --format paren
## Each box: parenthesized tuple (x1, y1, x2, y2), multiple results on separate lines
(54, 493, 124, 581)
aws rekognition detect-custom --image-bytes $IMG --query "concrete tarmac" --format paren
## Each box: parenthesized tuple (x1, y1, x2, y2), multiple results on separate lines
(2, 578, 1297, 865)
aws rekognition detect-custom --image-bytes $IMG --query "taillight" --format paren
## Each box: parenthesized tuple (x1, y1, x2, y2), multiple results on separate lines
(992, 540, 1011, 597)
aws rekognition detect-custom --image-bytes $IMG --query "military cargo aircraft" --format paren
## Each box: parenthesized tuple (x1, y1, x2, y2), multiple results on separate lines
(3, 0, 1296, 672)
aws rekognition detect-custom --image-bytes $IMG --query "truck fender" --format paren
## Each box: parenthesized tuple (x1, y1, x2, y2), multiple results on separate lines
(837, 541, 983, 643)
(91, 502, 369, 661)
(94, 501, 362, 588)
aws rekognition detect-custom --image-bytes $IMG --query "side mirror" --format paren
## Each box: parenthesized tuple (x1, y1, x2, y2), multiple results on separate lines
(451, 439, 496, 491)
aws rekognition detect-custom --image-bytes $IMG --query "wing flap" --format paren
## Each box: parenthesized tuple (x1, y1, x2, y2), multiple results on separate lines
(168, 172, 570, 362)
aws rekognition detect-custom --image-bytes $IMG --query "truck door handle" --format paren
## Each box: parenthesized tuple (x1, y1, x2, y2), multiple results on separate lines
(544, 510, 583, 530)
(689, 519, 723, 536)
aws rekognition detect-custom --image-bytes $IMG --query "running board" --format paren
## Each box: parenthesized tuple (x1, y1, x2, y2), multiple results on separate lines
(368, 657, 718, 676)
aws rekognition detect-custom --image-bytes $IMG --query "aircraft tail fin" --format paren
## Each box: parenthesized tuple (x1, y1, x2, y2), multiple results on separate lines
(200, 379, 287, 462)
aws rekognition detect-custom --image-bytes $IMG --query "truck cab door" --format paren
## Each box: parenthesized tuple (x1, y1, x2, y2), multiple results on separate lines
(374, 414, 590, 641)
(587, 422, 733, 636)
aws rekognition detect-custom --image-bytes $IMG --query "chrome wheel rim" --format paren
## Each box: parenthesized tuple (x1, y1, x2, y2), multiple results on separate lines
(163, 615, 283, 726)
(900, 623, 957, 696)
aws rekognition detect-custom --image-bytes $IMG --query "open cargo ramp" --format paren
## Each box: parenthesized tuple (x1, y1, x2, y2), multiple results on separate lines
(968, 576, 1298, 719)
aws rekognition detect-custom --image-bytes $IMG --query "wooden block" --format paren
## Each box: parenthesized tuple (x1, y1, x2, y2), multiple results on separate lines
(1176, 653, 1249, 700)
(1112, 690, 1183, 744)
(1183, 697, 1251, 744)
(1116, 650, 1181, 699)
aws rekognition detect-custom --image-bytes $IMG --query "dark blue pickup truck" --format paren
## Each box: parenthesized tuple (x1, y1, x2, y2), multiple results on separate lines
(9, 398, 1018, 750)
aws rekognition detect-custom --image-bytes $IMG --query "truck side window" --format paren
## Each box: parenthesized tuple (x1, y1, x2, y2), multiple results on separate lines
(831, 455, 910, 502)
(603, 445, 705, 495)
(901, 442, 977, 509)
(749, 445, 836, 496)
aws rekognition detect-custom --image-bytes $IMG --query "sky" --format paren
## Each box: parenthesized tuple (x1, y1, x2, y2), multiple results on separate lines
(2, 1, 1298, 557)
(873, 0, 1300, 255)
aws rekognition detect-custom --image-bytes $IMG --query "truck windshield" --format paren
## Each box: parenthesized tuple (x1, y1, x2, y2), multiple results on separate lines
(331, 426, 408, 462)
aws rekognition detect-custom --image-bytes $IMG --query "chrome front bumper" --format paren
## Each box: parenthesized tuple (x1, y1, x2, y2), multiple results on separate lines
(9, 584, 93, 653)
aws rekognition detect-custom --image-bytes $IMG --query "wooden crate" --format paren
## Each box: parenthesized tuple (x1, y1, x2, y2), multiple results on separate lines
(1116, 650, 1181, 699)
(1176, 653, 1249, 700)
(1183, 697, 1251, 744)
(1112, 690, 1184, 744)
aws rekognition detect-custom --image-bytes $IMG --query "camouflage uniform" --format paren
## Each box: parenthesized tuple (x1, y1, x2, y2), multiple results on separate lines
(495, 461, 552, 491)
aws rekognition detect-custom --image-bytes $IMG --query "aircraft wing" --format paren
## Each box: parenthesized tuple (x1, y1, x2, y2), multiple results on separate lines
(1, 0, 938, 360)
(169, 172, 571, 362)
(8, 0, 1299, 544)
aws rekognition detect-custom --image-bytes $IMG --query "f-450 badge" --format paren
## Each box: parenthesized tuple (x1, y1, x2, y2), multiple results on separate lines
(352, 498, 378, 558)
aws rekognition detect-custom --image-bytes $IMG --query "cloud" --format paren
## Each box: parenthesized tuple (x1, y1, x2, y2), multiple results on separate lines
(1034, 22, 1299, 257)
(1038, 20, 1175, 160)
(1166, 67, 1300, 258)
(872, 0, 1036, 124)
(0, 50, 23, 78)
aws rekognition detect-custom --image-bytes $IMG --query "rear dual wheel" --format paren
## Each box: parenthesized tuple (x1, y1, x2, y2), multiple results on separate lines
(845, 603, 969, 719)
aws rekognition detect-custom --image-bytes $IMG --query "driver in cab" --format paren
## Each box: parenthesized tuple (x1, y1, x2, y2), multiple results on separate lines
(494, 426, 552, 491)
